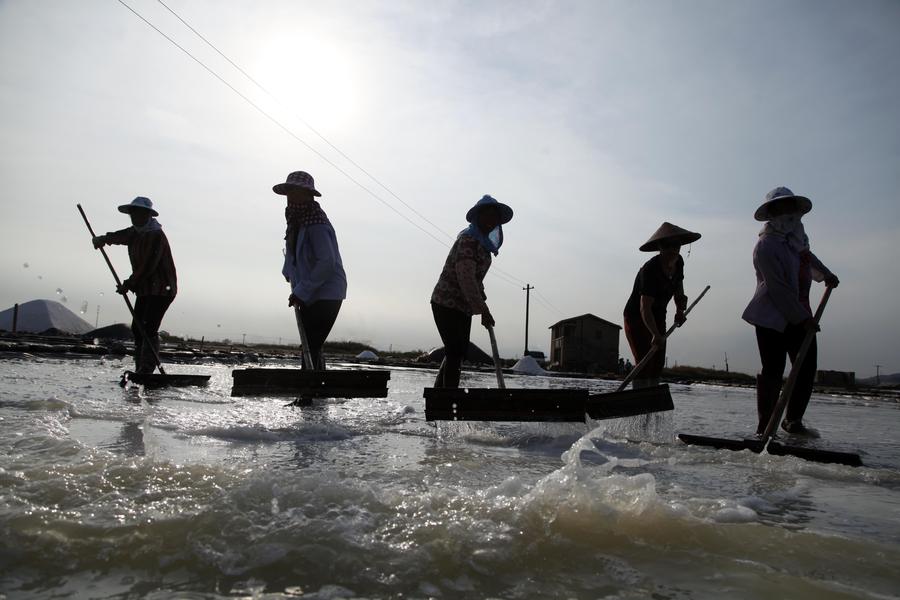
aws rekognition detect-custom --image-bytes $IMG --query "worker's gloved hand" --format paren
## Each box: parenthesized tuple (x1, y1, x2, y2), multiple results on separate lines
(651, 333, 665, 348)
(824, 273, 840, 288)
(116, 279, 132, 295)
(674, 310, 687, 326)
(92, 235, 107, 249)
(288, 293, 305, 310)
(481, 308, 495, 329)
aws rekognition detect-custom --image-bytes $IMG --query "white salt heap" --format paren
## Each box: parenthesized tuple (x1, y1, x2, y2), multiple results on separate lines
(355, 350, 379, 361)
(511, 355, 546, 375)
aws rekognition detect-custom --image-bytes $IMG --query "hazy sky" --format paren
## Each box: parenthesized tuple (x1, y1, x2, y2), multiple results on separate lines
(1, 0, 898, 377)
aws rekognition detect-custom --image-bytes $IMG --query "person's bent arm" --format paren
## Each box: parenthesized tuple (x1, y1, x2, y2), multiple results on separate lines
(809, 250, 839, 288)
(291, 225, 338, 302)
(639, 295, 664, 348)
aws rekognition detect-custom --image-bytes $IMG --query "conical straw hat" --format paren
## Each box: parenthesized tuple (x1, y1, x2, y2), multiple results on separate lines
(639, 222, 701, 252)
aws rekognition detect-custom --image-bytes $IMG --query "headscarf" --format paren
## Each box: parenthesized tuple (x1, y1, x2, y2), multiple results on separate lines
(460, 222, 504, 256)
(285, 199, 331, 255)
(761, 214, 810, 253)
(133, 217, 162, 234)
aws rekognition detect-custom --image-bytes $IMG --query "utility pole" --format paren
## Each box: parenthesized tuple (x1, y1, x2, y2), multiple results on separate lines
(724, 352, 729, 373)
(876, 364, 881, 385)
(242, 333, 246, 346)
(95, 305, 100, 328)
(523, 284, 533, 355)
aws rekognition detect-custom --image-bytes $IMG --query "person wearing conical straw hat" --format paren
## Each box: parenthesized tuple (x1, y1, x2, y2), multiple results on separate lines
(274, 171, 347, 370)
(742, 187, 839, 436)
(92, 197, 177, 374)
(430, 195, 513, 388)
(623, 222, 701, 388)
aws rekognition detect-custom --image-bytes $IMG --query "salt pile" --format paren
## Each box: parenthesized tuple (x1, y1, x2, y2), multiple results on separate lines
(355, 350, 379, 361)
(511, 355, 546, 375)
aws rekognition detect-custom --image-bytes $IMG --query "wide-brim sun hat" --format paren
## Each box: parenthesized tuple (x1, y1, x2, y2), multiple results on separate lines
(639, 222, 701, 252)
(465, 195, 513, 224)
(118, 196, 158, 217)
(754, 186, 812, 221)
(273, 171, 322, 196)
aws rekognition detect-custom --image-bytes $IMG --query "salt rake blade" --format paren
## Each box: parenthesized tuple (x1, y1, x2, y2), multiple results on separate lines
(677, 433, 863, 467)
(123, 371, 211, 388)
(766, 441, 863, 467)
(231, 368, 390, 398)
(586, 384, 675, 420)
(424, 387, 589, 422)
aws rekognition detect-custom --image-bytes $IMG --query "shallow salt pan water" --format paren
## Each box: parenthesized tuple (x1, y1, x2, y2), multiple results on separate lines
(1, 356, 899, 599)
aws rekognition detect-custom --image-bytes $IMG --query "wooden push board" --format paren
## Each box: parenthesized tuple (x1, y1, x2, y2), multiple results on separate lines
(231, 368, 390, 398)
(585, 384, 674, 420)
(424, 387, 590, 422)
(677, 433, 863, 467)
(124, 372, 211, 388)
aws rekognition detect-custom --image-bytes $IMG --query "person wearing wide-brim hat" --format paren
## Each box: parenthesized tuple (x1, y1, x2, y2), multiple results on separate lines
(742, 186, 839, 436)
(430, 195, 513, 388)
(623, 222, 701, 388)
(92, 196, 178, 374)
(275, 171, 347, 370)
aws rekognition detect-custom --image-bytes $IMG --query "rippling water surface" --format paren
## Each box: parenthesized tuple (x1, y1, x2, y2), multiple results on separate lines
(1, 356, 899, 599)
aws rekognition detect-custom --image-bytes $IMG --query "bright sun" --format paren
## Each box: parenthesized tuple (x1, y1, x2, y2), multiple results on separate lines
(252, 34, 359, 134)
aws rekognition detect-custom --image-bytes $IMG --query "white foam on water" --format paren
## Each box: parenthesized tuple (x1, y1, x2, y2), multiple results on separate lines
(193, 422, 352, 444)
(3, 357, 900, 599)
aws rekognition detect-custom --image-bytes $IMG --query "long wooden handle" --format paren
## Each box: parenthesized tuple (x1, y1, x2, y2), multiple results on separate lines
(487, 325, 506, 389)
(77, 203, 166, 376)
(617, 284, 711, 392)
(760, 286, 833, 447)
(293, 307, 315, 370)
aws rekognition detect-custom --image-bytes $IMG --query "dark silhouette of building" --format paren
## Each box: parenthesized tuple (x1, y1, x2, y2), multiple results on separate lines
(549, 313, 621, 373)
(816, 370, 855, 388)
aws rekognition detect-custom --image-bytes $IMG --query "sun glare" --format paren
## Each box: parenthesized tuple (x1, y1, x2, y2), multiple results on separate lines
(252, 35, 359, 133)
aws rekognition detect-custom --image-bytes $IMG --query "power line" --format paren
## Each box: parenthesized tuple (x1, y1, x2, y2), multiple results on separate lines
(115, 0, 563, 304)
(149, 0, 543, 296)
(533, 289, 564, 315)
(154, 0, 454, 244)
(115, 0, 450, 250)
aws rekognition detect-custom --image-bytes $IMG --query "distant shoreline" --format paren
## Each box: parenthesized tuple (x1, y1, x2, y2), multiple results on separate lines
(2, 331, 897, 401)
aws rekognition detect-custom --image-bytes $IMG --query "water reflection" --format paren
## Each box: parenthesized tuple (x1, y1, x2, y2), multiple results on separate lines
(115, 421, 146, 456)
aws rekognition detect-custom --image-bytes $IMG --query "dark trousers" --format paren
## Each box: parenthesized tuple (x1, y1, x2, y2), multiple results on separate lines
(295, 299, 342, 369)
(623, 315, 666, 381)
(132, 295, 174, 374)
(755, 324, 817, 430)
(432, 302, 472, 388)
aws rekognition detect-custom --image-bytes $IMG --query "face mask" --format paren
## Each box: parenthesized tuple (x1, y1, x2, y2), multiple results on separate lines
(763, 214, 809, 252)
(767, 214, 801, 235)
(133, 218, 161, 233)
(488, 226, 503, 251)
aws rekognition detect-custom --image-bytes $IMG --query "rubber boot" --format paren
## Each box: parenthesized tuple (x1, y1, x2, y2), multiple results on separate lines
(137, 336, 159, 374)
(756, 375, 782, 435)
(632, 378, 659, 390)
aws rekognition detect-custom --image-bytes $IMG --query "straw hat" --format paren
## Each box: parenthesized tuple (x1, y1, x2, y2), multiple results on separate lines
(465, 195, 513, 224)
(754, 186, 812, 221)
(118, 196, 158, 217)
(273, 171, 322, 196)
(639, 222, 701, 252)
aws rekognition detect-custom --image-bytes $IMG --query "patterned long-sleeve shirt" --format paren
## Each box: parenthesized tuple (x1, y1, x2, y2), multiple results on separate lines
(430, 234, 491, 315)
(282, 223, 347, 304)
(742, 234, 832, 331)
(105, 226, 177, 297)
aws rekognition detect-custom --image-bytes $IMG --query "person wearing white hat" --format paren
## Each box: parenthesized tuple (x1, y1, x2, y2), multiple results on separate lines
(92, 196, 177, 374)
(742, 187, 839, 436)
(430, 195, 513, 388)
(623, 222, 701, 388)
(275, 171, 347, 369)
